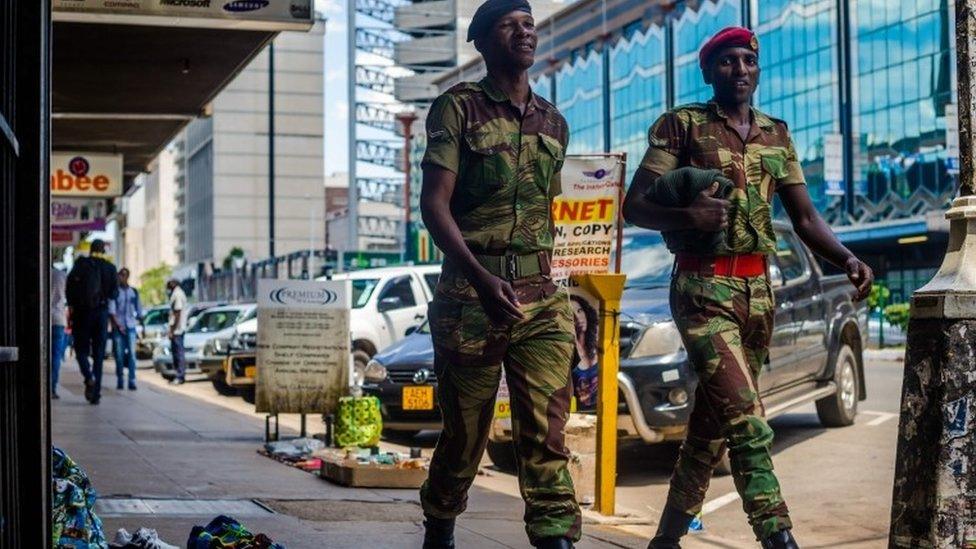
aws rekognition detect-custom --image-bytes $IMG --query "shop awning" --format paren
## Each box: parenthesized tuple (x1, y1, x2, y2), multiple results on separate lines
(52, 1, 313, 188)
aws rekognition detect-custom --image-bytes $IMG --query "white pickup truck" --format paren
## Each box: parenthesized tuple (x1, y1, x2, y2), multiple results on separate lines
(216, 264, 443, 399)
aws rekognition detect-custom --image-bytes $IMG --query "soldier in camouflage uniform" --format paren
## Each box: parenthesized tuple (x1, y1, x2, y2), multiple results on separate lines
(623, 27, 874, 549)
(417, 0, 579, 548)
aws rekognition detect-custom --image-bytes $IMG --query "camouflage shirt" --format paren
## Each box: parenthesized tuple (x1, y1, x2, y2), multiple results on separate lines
(422, 77, 568, 256)
(639, 101, 805, 255)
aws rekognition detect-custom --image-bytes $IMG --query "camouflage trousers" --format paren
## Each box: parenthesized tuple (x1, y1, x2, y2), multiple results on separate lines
(667, 272, 791, 540)
(420, 280, 581, 544)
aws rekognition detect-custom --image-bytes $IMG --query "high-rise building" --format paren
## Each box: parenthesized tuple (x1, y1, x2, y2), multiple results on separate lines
(176, 20, 326, 270)
(141, 144, 179, 274)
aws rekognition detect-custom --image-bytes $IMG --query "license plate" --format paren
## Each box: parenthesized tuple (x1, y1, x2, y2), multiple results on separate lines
(244, 366, 256, 378)
(402, 385, 434, 410)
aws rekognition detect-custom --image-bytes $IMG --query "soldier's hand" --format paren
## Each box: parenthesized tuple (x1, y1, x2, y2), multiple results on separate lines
(688, 182, 730, 232)
(845, 256, 874, 302)
(473, 274, 525, 326)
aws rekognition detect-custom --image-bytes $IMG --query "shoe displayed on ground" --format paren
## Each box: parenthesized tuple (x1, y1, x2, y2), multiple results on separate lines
(761, 529, 799, 549)
(535, 537, 574, 548)
(169, 378, 185, 386)
(111, 526, 179, 549)
(647, 505, 694, 549)
(422, 515, 455, 549)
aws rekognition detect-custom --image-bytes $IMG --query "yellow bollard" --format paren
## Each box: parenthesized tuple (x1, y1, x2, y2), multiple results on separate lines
(573, 272, 626, 516)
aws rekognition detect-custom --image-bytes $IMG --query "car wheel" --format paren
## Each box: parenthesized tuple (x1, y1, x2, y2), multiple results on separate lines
(211, 372, 238, 396)
(353, 349, 371, 371)
(241, 387, 256, 404)
(816, 344, 859, 427)
(486, 440, 517, 472)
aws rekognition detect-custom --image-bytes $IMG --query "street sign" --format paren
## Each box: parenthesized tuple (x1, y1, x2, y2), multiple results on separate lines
(824, 133, 845, 195)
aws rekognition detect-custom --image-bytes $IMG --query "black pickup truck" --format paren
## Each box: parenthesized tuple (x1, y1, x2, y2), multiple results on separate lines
(365, 222, 869, 467)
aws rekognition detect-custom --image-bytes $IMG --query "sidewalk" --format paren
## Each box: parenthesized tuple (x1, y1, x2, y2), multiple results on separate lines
(53, 370, 642, 548)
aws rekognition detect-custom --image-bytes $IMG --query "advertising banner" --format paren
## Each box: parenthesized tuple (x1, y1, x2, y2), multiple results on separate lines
(51, 231, 81, 247)
(256, 279, 351, 414)
(53, 0, 313, 31)
(50, 153, 123, 198)
(52, 198, 108, 232)
(496, 154, 625, 419)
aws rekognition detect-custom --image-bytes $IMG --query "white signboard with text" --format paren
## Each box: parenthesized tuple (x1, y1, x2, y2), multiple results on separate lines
(50, 153, 123, 198)
(256, 279, 351, 415)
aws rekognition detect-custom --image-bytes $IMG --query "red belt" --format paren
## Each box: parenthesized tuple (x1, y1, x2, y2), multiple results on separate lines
(675, 253, 768, 277)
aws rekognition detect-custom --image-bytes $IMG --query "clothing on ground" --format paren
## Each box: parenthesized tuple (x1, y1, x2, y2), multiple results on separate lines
(53, 447, 109, 549)
(668, 272, 791, 539)
(186, 515, 284, 549)
(110, 528, 178, 549)
(640, 101, 805, 256)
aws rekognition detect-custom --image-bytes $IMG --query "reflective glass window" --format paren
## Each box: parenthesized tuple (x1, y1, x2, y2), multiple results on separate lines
(609, 25, 667, 185)
(672, 0, 743, 106)
(557, 48, 605, 154)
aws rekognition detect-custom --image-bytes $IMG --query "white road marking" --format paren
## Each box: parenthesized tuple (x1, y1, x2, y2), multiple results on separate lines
(862, 411, 899, 427)
(701, 491, 741, 515)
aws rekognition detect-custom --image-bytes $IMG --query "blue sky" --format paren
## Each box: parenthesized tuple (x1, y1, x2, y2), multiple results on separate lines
(319, 0, 350, 176)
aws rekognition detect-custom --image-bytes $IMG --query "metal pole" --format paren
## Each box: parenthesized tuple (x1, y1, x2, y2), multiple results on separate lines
(397, 112, 417, 264)
(269, 42, 276, 258)
(347, 5, 359, 254)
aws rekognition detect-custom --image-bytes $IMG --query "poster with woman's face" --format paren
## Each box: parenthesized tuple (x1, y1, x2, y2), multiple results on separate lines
(569, 285, 600, 411)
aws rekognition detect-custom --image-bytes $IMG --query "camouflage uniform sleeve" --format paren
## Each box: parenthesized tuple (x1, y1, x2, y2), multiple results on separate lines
(779, 129, 806, 188)
(421, 93, 464, 174)
(551, 117, 569, 198)
(639, 111, 684, 176)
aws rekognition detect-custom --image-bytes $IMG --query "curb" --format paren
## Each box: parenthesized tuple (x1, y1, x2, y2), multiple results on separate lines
(865, 348, 906, 362)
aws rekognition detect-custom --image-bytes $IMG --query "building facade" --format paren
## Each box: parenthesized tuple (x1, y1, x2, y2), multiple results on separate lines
(138, 143, 179, 276)
(176, 21, 326, 270)
(432, 0, 959, 296)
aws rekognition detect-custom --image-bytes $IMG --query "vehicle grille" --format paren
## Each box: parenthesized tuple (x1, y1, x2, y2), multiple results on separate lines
(387, 369, 437, 384)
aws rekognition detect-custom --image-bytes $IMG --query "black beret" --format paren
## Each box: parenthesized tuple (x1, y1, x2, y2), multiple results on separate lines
(467, 0, 532, 42)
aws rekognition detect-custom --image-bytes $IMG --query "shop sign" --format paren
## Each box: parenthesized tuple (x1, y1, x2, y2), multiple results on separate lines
(52, 198, 107, 231)
(52, 0, 312, 30)
(255, 279, 351, 415)
(50, 153, 123, 198)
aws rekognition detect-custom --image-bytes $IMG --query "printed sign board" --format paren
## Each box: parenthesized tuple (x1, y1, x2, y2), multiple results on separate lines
(52, 198, 108, 231)
(52, 0, 313, 31)
(50, 153, 123, 198)
(255, 279, 351, 414)
(824, 133, 844, 195)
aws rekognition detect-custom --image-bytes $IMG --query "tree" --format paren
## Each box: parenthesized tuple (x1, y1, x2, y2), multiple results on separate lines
(139, 263, 172, 306)
(222, 247, 245, 270)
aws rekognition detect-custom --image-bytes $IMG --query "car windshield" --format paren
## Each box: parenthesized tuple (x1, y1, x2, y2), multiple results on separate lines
(616, 231, 673, 289)
(187, 309, 243, 333)
(351, 278, 380, 308)
(142, 308, 168, 325)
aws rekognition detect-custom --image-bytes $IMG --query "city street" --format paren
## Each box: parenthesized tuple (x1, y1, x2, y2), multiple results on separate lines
(53, 353, 903, 548)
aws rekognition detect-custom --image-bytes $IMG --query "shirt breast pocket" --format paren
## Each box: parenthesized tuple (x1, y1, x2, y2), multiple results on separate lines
(463, 130, 511, 198)
(760, 150, 789, 180)
(537, 133, 565, 194)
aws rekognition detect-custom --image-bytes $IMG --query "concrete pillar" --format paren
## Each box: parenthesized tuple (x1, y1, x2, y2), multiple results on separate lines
(888, 2, 976, 547)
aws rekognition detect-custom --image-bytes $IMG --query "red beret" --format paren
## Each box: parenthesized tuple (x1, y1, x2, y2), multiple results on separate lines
(699, 26, 759, 69)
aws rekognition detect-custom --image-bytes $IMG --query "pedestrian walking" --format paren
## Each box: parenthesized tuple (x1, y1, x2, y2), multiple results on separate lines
(622, 27, 874, 549)
(418, 1, 578, 547)
(110, 267, 142, 390)
(166, 278, 188, 385)
(51, 266, 68, 399)
(66, 239, 119, 404)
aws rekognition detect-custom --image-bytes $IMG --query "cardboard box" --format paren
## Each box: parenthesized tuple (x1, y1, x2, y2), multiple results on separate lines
(320, 460, 428, 489)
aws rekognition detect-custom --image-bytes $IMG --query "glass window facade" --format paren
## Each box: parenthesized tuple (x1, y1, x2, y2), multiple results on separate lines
(557, 48, 605, 154)
(532, 73, 554, 103)
(672, 0, 743, 106)
(755, 0, 840, 214)
(609, 25, 667, 185)
(852, 0, 955, 224)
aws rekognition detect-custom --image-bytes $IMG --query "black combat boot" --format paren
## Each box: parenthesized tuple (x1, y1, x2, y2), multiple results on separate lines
(422, 515, 455, 549)
(647, 505, 694, 549)
(534, 536, 574, 549)
(760, 529, 799, 549)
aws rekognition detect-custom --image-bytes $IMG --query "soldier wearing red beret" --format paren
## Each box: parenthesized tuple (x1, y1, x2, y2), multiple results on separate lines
(624, 26, 873, 549)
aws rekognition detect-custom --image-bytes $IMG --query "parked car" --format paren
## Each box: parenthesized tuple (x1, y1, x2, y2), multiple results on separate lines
(360, 223, 870, 470)
(154, 303, 255, 380)
(136, 306, 169, 360)
(212, 264, 444, 402)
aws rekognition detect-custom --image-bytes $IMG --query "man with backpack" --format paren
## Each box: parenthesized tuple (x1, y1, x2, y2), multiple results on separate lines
(66, 239, 119, 404)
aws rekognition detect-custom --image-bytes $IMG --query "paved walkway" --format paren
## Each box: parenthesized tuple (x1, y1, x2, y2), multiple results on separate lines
(53, 368, 642, 548)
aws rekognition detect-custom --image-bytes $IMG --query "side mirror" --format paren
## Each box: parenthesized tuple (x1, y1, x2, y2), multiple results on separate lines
(405, 325, 418, 336)
(378, 296, 403, 312)
(768, 263, 785, 288)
